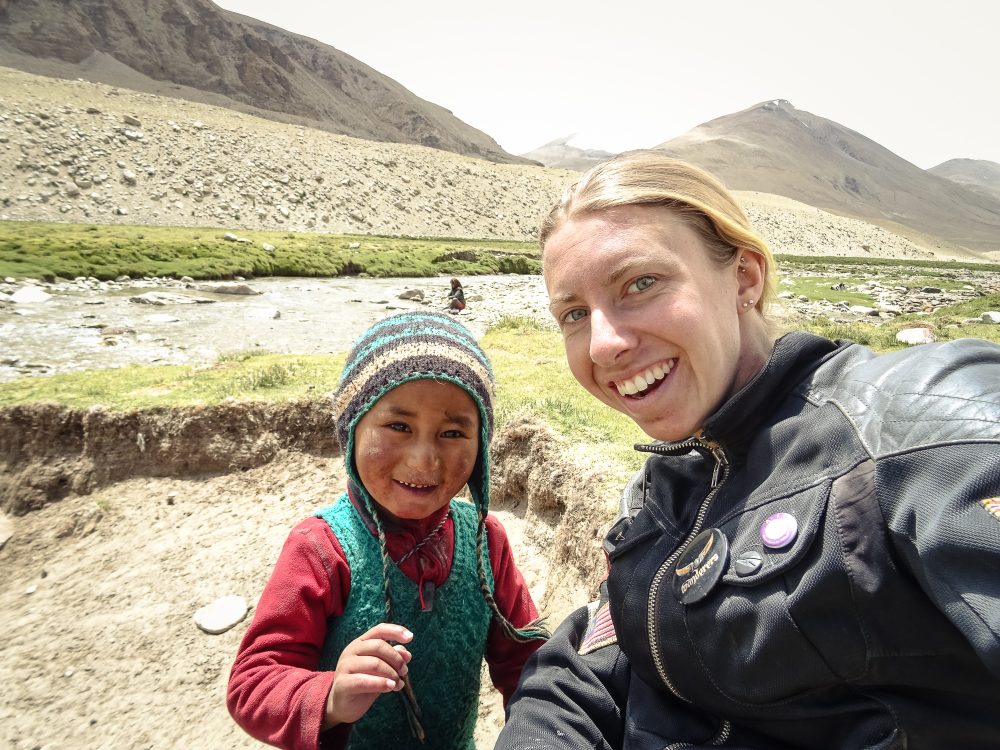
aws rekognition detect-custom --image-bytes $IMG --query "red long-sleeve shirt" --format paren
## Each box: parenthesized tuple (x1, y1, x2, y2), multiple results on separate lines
(227, 500, 542, 750)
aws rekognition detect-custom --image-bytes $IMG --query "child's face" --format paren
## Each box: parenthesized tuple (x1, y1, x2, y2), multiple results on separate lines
(354, 379, 481, 521)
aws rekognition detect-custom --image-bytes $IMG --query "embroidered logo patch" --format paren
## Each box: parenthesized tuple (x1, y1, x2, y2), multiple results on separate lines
(578, 601, 617, 655)
(981, 497, 1000, 522)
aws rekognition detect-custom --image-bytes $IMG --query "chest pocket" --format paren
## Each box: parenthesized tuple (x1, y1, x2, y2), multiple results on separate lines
(670, 479, 868, 707)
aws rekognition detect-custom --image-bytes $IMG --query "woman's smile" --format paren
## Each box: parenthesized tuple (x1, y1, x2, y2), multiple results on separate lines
(613, 358, 676, 397)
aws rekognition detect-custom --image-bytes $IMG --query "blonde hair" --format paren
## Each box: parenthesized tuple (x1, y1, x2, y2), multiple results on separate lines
(540, 151, 776, 313)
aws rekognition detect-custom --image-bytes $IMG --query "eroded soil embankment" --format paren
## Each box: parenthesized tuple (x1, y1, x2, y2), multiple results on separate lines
(1, 402, 614, 597)
(1, 401, 340, 515)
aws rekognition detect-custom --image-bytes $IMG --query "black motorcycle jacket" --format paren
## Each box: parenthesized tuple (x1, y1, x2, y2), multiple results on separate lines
(497, 332, 1000, 750)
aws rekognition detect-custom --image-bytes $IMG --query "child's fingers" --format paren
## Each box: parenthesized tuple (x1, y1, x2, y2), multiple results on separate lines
(337, 665, 405, 693)
(392, 643, 412, 664)
(340, 624, 413, 677)
(361, 622, 413, 645)
(342, 652, 408, 683)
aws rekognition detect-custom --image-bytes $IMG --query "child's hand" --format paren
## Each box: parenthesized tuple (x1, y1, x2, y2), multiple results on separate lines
(323, 623, 413, 728)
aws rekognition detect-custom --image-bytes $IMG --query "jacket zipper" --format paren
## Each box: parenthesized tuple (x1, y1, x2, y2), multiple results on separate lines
(637, 437, 733, 748)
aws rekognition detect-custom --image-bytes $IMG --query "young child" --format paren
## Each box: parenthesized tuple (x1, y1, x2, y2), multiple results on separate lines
(227, 312, 548, 750)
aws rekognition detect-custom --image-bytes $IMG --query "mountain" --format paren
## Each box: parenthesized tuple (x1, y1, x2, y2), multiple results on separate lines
(654, 100, 1000, 253)
(929, 159, 1000, 202)
(0, 0, 532, 165)
(520, 136, 616, 172)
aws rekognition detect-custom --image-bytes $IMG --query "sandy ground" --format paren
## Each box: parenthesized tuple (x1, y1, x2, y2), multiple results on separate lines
(0, 447, 575, 750)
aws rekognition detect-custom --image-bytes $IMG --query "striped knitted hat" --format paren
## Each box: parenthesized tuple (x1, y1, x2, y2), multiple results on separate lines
(333, 311, 495, 516)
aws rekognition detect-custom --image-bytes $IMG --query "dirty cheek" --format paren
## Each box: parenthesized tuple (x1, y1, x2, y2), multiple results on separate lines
(353, 431, 390, 473)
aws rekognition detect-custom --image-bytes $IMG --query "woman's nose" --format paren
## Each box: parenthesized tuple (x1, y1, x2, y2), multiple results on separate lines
(589, 308, 634, 366)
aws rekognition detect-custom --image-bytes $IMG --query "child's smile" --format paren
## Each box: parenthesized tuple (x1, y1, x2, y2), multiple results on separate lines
(353, 379, 480, 521)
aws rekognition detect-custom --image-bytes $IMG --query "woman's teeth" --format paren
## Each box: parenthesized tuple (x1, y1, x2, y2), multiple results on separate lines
(616, 360, 673, 396)
(399, 480, 433, 489)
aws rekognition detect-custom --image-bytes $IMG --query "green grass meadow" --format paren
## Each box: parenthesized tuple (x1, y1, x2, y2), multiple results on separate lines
(2, 222, 998, 483)
(0, 220, 540, 281)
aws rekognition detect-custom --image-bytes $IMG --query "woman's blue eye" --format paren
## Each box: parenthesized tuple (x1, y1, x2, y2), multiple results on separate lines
(628, 276, 655, 293)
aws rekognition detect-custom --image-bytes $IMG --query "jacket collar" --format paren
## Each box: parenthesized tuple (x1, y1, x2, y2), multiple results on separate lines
(700, 331, 847, 457)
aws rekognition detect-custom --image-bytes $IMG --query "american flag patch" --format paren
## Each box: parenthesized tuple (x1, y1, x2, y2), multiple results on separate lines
(578, 601, 617, 655)
(982, 497, 1000, 522)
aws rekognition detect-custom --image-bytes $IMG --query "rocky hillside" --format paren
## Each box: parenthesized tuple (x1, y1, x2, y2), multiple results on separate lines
(0, 67, 573, 240)
(0, 66, 978, 262)
(655, 100, 1000, 256)
(0, 0, 530, 164)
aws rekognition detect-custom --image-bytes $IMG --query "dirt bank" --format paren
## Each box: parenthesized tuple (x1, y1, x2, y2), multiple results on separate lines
(0, 404, 615, 750)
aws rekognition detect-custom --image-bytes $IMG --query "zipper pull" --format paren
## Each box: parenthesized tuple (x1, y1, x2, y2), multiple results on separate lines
(709, 445, 728, 488)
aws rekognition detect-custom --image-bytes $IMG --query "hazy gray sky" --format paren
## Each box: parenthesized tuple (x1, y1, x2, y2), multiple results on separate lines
(214, 0, 998, 169)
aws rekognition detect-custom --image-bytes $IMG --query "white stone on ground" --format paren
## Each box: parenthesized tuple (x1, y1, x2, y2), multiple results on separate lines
(193, 594, 249, 634)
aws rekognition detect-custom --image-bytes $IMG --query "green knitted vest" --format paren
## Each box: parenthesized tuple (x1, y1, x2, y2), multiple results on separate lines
(316, 494, 493, 749)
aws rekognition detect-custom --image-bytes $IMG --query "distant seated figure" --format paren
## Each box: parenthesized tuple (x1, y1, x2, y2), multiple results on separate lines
(446, 278, 466, 311)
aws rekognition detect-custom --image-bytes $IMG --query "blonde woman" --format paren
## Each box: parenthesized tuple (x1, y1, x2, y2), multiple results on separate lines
(497, 151, 1000, 749)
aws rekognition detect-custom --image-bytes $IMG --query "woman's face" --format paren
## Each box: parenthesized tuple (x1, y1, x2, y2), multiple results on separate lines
(544, 204, 764, 442)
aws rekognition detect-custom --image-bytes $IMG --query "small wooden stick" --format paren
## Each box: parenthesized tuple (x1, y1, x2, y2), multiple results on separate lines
(399, 673, 426, 743)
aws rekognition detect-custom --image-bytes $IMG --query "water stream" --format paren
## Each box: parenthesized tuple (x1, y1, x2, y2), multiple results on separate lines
(0, 275, 550, 381)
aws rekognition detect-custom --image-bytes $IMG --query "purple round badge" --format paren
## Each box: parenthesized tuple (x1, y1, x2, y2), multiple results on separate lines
(760, 512, 798, 549)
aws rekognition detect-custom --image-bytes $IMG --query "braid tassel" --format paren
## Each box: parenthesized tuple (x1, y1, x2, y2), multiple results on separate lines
(364, 495, 427, 744)
(475, 511, 551, 642)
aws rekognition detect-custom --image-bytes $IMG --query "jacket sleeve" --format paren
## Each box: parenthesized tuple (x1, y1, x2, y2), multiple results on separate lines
(227, 517, 352, 750)
(495, 602, 630, 750)
(873, 340, 1000, 678)
(880, 439, 1000, 676)
(483, 513, 544, 704)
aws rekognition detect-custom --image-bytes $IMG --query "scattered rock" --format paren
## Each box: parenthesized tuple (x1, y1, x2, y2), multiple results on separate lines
(11, 286, 52, 304)
(896, 327, 936, 345)
(101, 326, 136, 336)
(199, 283, 261, 296)
(55, 507, 105, 538)
(193, 595, 249, 635)
(398, 289, 424, 301)
(129, 291, 213, 305)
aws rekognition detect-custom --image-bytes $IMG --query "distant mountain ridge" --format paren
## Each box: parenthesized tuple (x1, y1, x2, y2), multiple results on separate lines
(654, 100, 1000, 253)
(520, 136, 616, 172)
(0, 0, 532, 164)
(930, 158, 1000, 202)
(523, 101, 1000, 254)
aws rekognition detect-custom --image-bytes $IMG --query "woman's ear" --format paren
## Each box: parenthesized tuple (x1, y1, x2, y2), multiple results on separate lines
(736, 250, 765, 312)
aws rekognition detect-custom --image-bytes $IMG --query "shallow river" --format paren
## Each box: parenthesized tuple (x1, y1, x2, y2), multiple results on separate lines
(0, 275, 551, 381)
